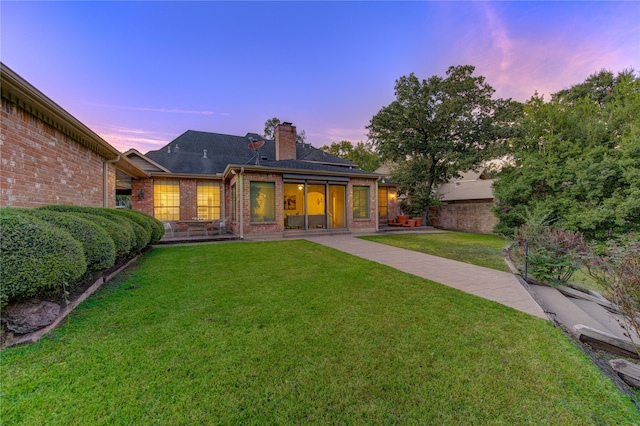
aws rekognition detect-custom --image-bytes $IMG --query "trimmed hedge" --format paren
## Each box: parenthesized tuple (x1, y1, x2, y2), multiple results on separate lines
(0, 209, 87, 308)
(24, 209, 116, 273)
(69, 212, 132, 262)
(1, 206, 162, 309)
(39, 206, 147, 258)
(113, 209, 164, 244)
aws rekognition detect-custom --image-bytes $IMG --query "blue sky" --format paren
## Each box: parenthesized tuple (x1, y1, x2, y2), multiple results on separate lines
(2, 1, 639, 153)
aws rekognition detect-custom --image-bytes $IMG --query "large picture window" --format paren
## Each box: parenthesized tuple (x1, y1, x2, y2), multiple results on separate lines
(154, 180, 180, 220)
(197, 181, 221, 220)
(353, 186, 370, 220)
(250, 181, 275, 222)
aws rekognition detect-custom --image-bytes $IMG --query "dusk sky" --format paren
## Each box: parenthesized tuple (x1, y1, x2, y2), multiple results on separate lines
(2, 1, 639, 154)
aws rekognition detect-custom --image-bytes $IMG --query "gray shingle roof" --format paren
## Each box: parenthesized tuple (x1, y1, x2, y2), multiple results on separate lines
(144, 130, 359, 175)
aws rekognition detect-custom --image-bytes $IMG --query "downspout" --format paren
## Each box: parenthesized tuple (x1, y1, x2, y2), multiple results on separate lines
(103, 155, 120, 208)
(239, 167, 244, 239)
(375, 180, 379, 232)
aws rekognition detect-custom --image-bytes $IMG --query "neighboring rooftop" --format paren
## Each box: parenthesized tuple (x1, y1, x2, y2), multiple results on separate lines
(437, 168, 495, 201)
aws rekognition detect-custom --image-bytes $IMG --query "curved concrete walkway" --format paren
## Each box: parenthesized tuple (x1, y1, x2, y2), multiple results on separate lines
(306, 235, 547, 319)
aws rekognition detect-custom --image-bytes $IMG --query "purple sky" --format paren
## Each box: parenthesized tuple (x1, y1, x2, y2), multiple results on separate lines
(2, 1, 639, 153)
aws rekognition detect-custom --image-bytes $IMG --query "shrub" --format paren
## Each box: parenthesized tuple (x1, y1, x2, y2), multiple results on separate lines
(39, 205, 148, 258)
(512, 218, 589, 286)
(0, 209, 86, 308)
(24, 209, 116, 273)
(65, 212, 132, 262)
(115, 209, 164, 244)
(585, 233, 640, 355)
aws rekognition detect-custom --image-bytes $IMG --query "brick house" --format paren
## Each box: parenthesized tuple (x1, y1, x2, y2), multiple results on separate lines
(0, 63, 147, 208)
(126, 123, 386, 238)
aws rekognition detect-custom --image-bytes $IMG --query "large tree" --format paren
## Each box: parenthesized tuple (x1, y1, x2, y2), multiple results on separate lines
(367, 65, 516, 216)
(493, 69, 640, 240)
(319, 140, 381, 172)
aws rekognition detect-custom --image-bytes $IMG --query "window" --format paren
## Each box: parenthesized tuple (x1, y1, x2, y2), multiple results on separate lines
(197, 181, 221, 220)
(378, 187, 388, 218)
(353, 186, 370, 220)
(250, 181, 275, 222)
(154, 180, 180, 220)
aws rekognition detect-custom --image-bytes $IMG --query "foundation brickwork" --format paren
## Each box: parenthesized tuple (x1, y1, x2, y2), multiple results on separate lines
(1, 98, 114, 208)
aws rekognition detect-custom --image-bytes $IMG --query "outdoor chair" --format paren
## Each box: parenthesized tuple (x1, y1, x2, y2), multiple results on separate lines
(162, 221, 176, 238)
(206, 218, 227, 235)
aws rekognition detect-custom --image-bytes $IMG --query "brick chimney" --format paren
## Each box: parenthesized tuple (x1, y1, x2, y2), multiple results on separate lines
(275, 122, 297, 161)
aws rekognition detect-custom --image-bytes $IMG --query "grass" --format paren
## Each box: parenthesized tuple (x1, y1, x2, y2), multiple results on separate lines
(2, 240, 638, 424)
(361, 231, 511, 272)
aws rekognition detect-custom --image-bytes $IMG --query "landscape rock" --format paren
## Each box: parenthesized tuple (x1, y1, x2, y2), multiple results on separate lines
(2, 300, 61, 334)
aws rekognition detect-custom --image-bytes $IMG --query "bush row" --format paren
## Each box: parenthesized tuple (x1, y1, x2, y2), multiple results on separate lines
(0, 206, 164, 308)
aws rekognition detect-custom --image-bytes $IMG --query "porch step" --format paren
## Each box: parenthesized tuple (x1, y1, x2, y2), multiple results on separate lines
(283, 229, 352, 238)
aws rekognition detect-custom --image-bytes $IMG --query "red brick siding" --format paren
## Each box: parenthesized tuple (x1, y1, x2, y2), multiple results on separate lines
(241, 172, 283, 234)
(275, 123, 297, 161)
(132, 177, 222, 226)
(349, 178, 377, 231)
(1, 98, 114, 208)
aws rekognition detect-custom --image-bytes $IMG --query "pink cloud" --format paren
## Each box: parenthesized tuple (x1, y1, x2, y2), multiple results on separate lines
(460, 3, 639, 102)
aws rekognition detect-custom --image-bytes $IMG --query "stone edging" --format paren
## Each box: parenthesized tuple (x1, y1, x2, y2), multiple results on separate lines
(2, 255, 140, 349)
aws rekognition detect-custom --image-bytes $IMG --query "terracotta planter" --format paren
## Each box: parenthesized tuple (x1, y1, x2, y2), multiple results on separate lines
(397, 215, 410, 225)
(412, 217, 423, 227)
(407, 219, 416, 227)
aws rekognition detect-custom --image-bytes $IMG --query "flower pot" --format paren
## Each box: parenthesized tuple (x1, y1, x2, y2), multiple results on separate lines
(407, 219, 416, 227)
(413, 217, 423, 227)
(397, 215, 409, 225)
(387, 218, 395, 225)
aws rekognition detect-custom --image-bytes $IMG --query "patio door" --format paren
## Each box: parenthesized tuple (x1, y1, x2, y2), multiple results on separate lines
(329, 185, 345, 228)
(283, 181, 346, 231)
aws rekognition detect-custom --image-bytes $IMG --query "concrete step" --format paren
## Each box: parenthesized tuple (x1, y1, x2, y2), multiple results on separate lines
(529, 284, 612, 337)
(569, 298, 637, 341)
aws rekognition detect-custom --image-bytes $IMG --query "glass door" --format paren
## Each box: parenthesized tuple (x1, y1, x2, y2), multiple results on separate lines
(284, 183, 305, 229)
(306, 184, 326, 228)
(329, 185, 346, 228)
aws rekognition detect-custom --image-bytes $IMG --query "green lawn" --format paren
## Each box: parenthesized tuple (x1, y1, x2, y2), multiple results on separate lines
(361, 231, 511, 272)
(2, 240, 638, 424)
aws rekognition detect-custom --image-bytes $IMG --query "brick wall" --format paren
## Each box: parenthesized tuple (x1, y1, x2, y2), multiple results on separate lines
(430, 201, 498, 234)
(1, 98, 114, 208)
(131, 178, 154, 216)
(132, 177, 221, 224)
(241, 171, 283, 234)
(349, 178, 377, 232)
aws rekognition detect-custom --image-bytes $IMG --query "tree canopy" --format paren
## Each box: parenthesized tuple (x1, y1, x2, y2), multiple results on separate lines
(493, 69, 640, 240)
(319, 140, 381, 172)
(367, 65, 517, 216)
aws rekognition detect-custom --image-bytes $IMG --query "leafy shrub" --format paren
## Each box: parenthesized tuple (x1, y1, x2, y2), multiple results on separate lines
(24, 209, 116, 273)
(585, 233, 640, 355)
(39, 205, 148, 258)
(0, 209, 86, 308)
(112, 209, 164, 244)
(64, 211, 132, 261)
(512, 219, 589, 286)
